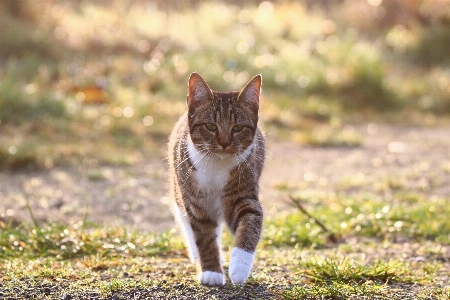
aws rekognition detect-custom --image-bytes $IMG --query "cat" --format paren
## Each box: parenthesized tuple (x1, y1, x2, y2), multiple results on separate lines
(167, 72, 265, 286)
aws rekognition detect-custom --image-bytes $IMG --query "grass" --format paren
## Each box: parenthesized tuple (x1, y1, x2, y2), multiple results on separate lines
(264, 189, 450, 247)
(1, 192, 449, 299)
(1, 228, 448, 299)
(0, 221, 181, 260)
(297, 258, 413, 284)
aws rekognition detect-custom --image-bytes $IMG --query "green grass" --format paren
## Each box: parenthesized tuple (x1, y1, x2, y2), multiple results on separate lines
(263, 191, 450, 248)
(297, 258, 413, 284)
(1, 204, 448, 299)
(0, 221, 181, 260)
(283, 282, 449, 300)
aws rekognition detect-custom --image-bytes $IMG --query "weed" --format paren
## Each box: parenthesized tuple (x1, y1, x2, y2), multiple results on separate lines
(297, 258, 411, 284)
(283, 282, 386, 300)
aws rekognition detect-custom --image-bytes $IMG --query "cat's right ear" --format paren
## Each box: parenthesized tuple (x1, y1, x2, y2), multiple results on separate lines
(187, 72, 213, 107)
(238, 74, 261, 110)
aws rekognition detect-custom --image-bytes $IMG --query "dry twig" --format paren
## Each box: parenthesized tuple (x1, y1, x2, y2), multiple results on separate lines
(289, 195, 339, 244)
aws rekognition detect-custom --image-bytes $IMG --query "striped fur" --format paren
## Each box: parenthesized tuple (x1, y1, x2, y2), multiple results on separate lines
(168, 73, 265, 285)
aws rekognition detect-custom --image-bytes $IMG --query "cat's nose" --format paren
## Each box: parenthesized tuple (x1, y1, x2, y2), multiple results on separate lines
(218, 134, 231, 149)
(219, 141, 231, 149)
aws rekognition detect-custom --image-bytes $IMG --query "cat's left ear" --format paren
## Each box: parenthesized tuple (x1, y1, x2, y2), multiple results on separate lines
(238, 74, 262, 108)
(187, 72, 213, 107)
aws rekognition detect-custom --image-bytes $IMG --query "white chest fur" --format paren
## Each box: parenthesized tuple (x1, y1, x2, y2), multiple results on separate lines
(187, 137, 253, 218)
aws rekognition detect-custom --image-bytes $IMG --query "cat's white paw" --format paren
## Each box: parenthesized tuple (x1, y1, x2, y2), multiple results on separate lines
(229, 247, 255, 284)
(198, 271, 225, 286)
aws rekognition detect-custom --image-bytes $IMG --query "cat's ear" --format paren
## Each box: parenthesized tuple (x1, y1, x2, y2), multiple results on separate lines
(238, 74, 262, 108)
(187, 72, 213, 107)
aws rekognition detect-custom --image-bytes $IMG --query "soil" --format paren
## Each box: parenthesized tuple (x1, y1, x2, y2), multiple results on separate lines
(1, 123, 450, 232)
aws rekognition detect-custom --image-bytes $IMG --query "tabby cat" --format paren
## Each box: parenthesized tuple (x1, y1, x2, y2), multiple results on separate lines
(168, 72, 265, 286)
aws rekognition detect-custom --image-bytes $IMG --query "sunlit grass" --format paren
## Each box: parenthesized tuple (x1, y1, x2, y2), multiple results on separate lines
(282, 282, 387, 300)
(1, 224, 446, 299)
(297, 258, 413, 284)
(1, 195, 448, 299)
(262, 190, 450, 248)
(0, 221, 183, 260)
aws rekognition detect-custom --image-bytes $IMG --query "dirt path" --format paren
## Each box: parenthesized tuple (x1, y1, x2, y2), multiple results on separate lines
(1, 123, 450, 232)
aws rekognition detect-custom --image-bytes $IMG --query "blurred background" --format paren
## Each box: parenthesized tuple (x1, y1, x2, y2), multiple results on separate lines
(1, 0, 449, 169)
(0, 0, 450, 231)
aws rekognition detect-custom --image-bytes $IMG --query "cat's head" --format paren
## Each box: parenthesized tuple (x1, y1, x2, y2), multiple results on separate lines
(186, 72, 261, 155)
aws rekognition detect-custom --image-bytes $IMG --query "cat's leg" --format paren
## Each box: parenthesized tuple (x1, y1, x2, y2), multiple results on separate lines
(173, 205, 199, 262)
(226, 198, 263, 284)
(190, 220, 225, 286)
(216, 222, 225, 265)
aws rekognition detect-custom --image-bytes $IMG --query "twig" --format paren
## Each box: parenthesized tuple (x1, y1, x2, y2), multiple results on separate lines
(289, 195, 339, 244)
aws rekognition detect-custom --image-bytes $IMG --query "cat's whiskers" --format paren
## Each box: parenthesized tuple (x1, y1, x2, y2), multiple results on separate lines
(253, 136, 274, 158)
(259, 144, 273, 155)
(176, 148, 196, 170)
(179, 147, 208, 186)
(237, 152, 257, 180)
(176, 151, 192, 178)
(232, 153, 243, 185)
(178, 143, 216, 191)
(249, 153, 265, 164)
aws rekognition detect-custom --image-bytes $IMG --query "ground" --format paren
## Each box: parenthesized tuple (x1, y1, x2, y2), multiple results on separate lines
(2, 123, 449, 231)
(1, 123, 450, 299)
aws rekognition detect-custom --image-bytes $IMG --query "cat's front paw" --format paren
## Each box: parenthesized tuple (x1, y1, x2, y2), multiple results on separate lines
(229, 247, 255, 284)
(198, 271, 225, 286)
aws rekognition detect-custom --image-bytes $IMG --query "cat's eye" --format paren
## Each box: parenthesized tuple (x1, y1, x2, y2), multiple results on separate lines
(232, 124, 244, 132)
(205, 123, 218, 131)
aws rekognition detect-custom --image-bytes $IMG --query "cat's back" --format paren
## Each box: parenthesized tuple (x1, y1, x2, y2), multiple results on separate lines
(252, 126, 265, 177)
(168, 112, 188, 166)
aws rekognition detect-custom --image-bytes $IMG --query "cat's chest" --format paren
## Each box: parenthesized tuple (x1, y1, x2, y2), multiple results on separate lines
(188, 147, 236, 194)
(195, 156, 235, 194)
(186, 137, 252, 195)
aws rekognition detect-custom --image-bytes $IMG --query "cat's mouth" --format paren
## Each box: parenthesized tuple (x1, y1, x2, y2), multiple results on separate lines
(210, 148, 239, 158)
